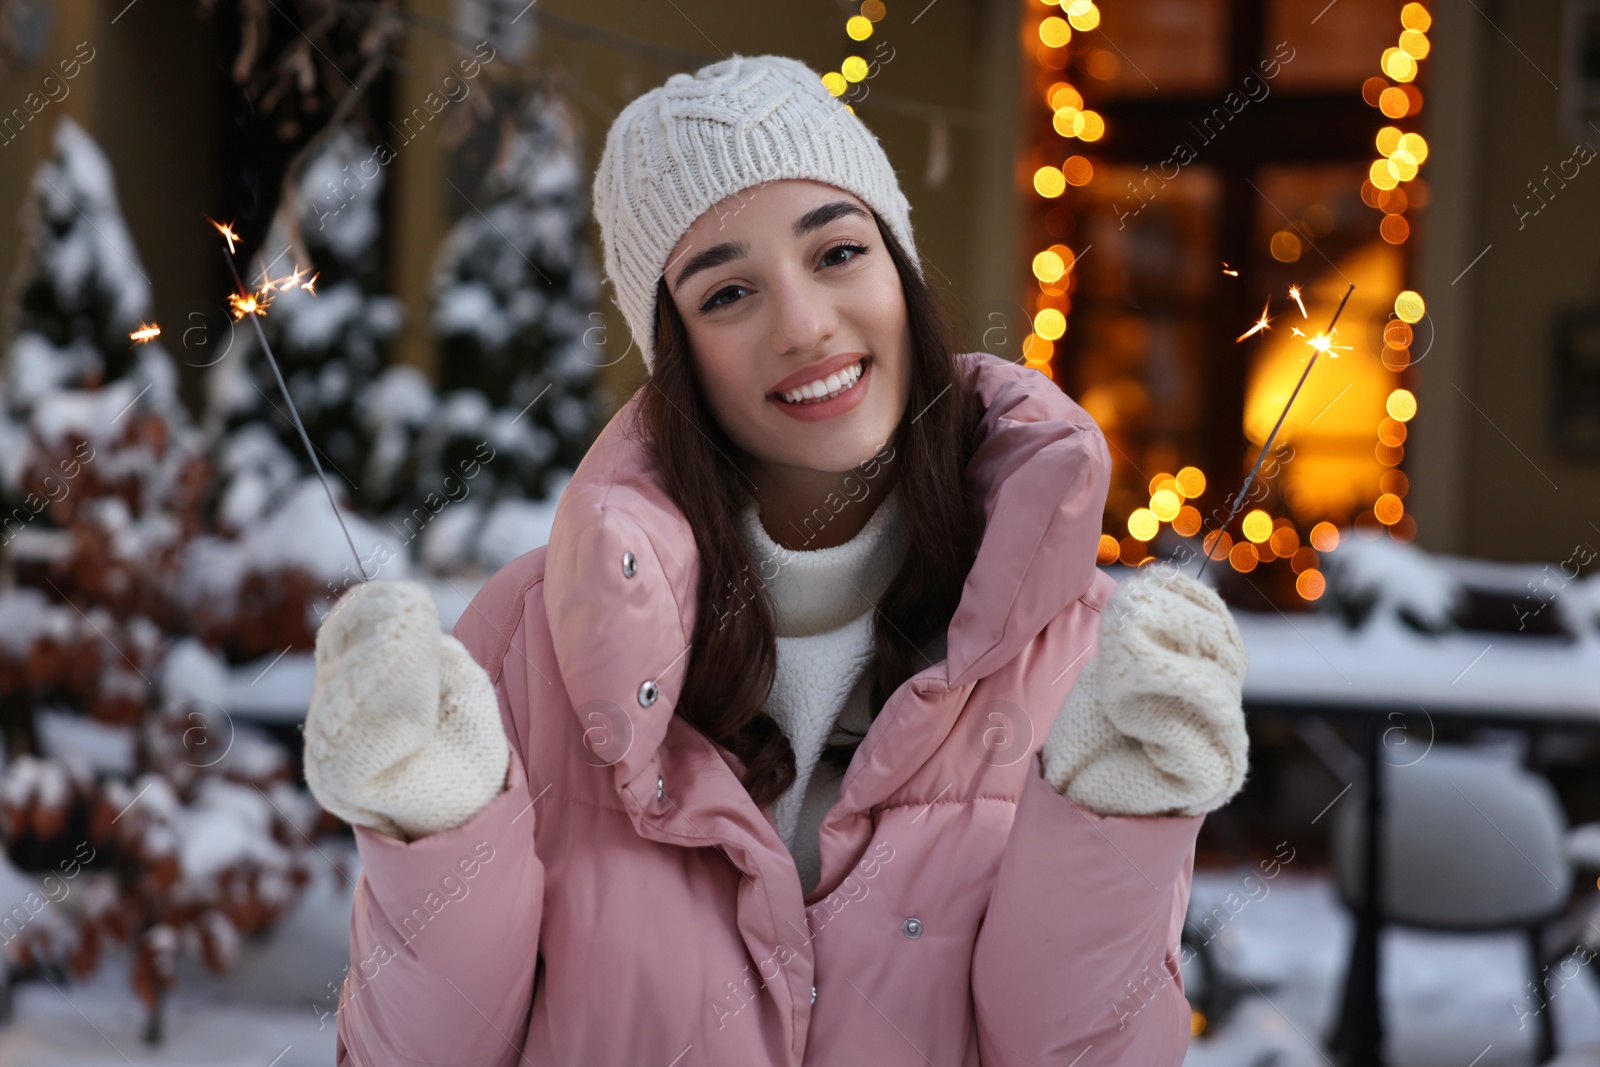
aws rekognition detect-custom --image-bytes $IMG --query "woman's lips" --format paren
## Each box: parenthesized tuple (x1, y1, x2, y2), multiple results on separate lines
(768, 357, 872, 422)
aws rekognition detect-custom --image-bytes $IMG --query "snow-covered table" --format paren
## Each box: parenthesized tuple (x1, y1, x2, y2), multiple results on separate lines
(1234, 604, 1600, 1067)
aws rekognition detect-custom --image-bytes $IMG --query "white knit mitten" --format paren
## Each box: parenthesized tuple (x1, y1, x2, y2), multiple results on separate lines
(1041, 568, 1249, 817)
(303, 580, 510, 842)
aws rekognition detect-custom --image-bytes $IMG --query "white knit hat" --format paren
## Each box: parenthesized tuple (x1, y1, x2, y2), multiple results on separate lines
(591, 53, 923, 375)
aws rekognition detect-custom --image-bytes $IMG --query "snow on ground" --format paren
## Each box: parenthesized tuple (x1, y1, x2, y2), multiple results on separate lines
(0, 839, 357, 1066)
(1183, 869, 1600, 1067)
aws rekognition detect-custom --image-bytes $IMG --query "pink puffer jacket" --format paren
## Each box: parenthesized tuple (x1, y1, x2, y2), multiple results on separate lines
(333, 351, 1205, 1066)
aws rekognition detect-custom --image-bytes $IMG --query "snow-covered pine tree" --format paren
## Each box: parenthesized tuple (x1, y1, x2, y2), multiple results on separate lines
(0, 115, 200, 742)
(0, 117, 316, 1046)
(405, 81, 606, 571)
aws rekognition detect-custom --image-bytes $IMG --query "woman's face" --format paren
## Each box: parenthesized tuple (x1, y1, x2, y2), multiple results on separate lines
(662, 179, 913, 478)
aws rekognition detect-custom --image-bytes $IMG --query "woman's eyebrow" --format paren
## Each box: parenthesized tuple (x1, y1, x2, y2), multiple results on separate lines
(670, 201, 870, 293)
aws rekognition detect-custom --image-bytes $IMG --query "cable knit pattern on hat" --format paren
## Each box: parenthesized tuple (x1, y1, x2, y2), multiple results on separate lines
(1041, 567, 1251, 817)
(303, 580, 510, 843)
(591, 53, 922, 374)
(735, 485, 909, 876)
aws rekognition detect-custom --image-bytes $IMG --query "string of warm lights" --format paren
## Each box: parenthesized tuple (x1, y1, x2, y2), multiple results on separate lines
(819, 0, 889, 113)
(1031, 3, 1435, 602)
(1027, 1, 1104, 382)
(1363, 3, 1433, 547)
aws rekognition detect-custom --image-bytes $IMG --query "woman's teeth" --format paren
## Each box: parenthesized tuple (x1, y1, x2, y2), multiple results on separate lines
(777, 359, 864, 405)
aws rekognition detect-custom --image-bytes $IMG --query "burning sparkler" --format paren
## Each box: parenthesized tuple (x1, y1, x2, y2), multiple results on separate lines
(129, 322, 160, 344)
(1198, 282, 1357, 579)
(212, 218, 367, 579)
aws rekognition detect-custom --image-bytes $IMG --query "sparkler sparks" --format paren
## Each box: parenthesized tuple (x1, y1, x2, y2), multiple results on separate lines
(1199, 283, 1357, 579)
(209, 217, 240, 255)
(1288, 284, 1308, 318)
(211, 217, 366, 579)
(129, 322, 160, 344)
(1221, 261, 1240, 276)
(1235, 299, 1272, 342)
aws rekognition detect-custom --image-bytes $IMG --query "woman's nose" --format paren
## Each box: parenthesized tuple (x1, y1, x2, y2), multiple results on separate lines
(768, 271, 836, 356)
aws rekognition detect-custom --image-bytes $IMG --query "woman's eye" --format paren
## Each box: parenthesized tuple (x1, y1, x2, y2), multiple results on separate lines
(700, 285, 748, 313)
(823, 242, 869, 267)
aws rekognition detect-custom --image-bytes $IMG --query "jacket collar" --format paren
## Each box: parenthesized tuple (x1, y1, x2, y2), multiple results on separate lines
(542, 351, 1112, 794)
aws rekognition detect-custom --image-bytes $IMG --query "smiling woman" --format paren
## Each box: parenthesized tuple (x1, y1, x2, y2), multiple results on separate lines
(309, 52, 1246, 1067)
(641, 173, 982, 810)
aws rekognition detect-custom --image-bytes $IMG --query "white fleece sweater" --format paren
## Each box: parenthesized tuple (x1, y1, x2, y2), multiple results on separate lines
(734, 484, 910, 894)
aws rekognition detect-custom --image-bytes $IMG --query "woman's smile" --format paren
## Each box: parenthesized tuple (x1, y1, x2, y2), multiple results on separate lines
(768, 355, 872, 422)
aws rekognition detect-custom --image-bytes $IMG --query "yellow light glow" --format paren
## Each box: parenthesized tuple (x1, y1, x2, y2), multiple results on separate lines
(1399, 29, 1430, 59)
(1097, 533, 1121, 564)
(1270, 525, 1300, 556)
(1399, 132, 1428, 163)
(1387, 387, 1418, 421)
(1380, 214, 1410, 244)
(1376, 126, 1403, 156)
(1063, 155, 1094, 186)
(1035, 308, 1067, 340)
(1049, 83, 1084, 110)
(1032, 250, 1066, 283)
(1034, 166, 1067, 198)
(1401, 3, 1432, 32)
(1270, 230, 1303, 262)
(1067, 2, 1101, 31)
(1243, 242, 1405, 516)
(1176, 466, 1206, 497)
(1053, 107, 1081, 138)
(842, 56, 870, 82)
(1022, 333, 1055, 365)
(1387, 155, 1419, 182)
(1072, 110, 1105, 141)
(1192, 1011, 1207, 1037)
(1242, 509, 1273, 543)
(847, 15, 873, 40)
(1296, 569, 1326, 599)
(821, 72, 848, 96)
(1039, 16, 1073, 48)
(1383, 48, 1417, 82)
(1151, 488, 1182, 521)
(1174, 506, 1202, 536)
(1128, 508, 1159, 541)
(1379, 87, 1411, 119)
(1149, 473, 1178, 495)
(1203, 529, 1233, 560)
(1394, 290, 1425, 323)
(1375, 493, 1405, 525)
(1229, 542, 1258, 572)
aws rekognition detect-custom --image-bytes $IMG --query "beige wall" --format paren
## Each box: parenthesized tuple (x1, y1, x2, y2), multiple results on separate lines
(0, 0, 216, 409)
(1413, 0, 1600, 563)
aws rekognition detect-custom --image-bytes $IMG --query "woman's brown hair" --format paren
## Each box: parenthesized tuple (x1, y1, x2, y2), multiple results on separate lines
(636, 210, 985, 810)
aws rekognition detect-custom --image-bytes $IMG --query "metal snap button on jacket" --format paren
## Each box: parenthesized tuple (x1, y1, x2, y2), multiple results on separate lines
(621, 550, 637, 578)
(902, 917, 923, 939)
(638, 680, 658, 706)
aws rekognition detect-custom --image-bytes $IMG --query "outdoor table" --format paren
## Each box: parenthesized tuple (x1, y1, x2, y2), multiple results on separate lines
(1235, 607, 1600, 1067)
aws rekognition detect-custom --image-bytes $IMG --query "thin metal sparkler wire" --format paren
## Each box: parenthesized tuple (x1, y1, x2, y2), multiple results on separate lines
(222, 248, 370, 581)
(1197, 282, 1356, 580)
